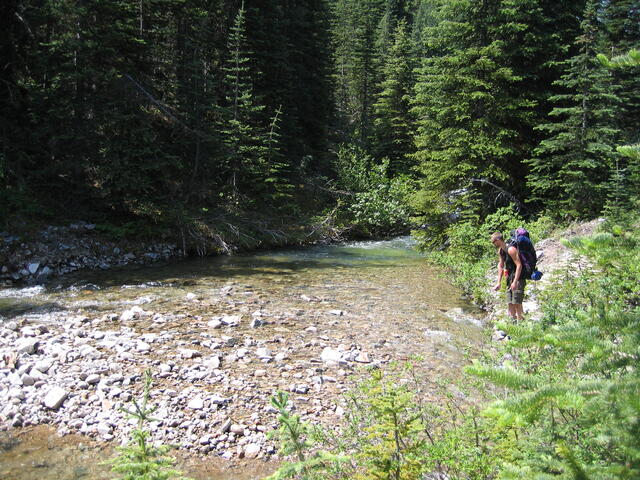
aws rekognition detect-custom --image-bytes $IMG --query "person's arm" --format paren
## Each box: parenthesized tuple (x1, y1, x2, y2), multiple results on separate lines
(494, 251, 504, 291)
(508, 245, 521, 291)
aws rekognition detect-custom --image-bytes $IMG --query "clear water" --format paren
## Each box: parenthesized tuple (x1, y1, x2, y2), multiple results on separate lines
(0, 237, 485, 479)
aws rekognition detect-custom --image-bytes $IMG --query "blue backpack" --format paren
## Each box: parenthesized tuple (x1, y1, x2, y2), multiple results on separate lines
(508, 228, 541, 280)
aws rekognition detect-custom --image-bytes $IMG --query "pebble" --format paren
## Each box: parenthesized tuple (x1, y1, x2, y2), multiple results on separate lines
(244, 443, 261, 459)
(43, 386, 68, 410)
(187, 397, 205, 410)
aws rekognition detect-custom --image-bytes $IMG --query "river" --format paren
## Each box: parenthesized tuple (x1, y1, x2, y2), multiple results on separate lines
(0, 237, 486, 479)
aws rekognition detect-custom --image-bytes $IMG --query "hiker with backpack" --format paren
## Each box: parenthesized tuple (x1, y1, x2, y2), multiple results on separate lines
(491, 230, 532, 321)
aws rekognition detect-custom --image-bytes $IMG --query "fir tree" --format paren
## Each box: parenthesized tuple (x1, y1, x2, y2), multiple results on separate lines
(410, 0, 530, 244)
(527, 0, 621, 219)
(220, 2, 268, 205)
(372, 20, 416, 175)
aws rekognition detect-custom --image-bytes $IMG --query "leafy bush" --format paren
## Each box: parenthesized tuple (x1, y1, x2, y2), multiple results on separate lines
(333, 144, 413, 236)
(422, 206, 551, 305)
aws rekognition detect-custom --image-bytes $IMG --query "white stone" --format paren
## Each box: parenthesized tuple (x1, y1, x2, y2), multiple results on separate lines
(136, 341, 151, 353)
(179, 348, 201, 359)
(86, 374, 101, 385)
(16, 338, 38, 355)
(20, 374, 35, 386)
(221, 315, 241, 327)
(244, 443, 261, 459)
(355, 352, 371, 363)
(210, 395, 228, 405)
(188, 397, 204, 410)
(255, 347, 272, 358)
(27, 262, 40, 274)
(203, 356, 220, 369)
(34, 359, 54, 373)
(328, 309, 344, 316)
(186, 292, 197, 301)
(321, 347, 343, 363)
(44, 386, 68, 410)
(208, 319, 223, 329)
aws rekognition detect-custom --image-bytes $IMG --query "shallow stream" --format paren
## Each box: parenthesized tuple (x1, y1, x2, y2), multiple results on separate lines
(0, 236, 486, 479)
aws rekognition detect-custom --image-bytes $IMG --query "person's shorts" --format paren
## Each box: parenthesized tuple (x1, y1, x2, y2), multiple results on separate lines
(506, 277, 526, 304)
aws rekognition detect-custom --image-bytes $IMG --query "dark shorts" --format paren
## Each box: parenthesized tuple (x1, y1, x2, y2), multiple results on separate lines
(506, 276, 526, 304)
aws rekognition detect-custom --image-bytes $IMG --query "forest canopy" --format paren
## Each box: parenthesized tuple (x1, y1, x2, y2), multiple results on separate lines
(1, 0, 638, 246)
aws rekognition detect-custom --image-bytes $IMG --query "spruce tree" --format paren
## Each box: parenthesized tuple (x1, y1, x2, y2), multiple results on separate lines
(372, 20, 416, 175)
(527, 0, 621, 219)
(220, 2, 268, 206)
(410, 0, 529, 244)
(330, 0, 386, 148)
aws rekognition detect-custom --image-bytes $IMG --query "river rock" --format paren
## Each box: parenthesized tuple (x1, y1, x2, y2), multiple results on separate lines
(221, 315, 241, 327)
(34, 359, 54, 373)
(355, 352, 371, 363)
(210, 394, 228, 405)
(21, 374, 35, 386)
(44, 386, 68, 409)
(230, 423, 245, 434)
(255, 347, 272, 359)
(27, 262, 40, 274)
(16, 338, 39, 355)
(188, 397, 205, 410)
(321, 347, 343, 363)
(179, 349, 201, 359)
(203, 356, 221, 369)
(208, 318, 223, 329)
(244, 443, 261, 459)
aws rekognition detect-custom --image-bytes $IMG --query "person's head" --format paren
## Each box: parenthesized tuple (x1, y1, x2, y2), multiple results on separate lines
(490, 232, 504, 248)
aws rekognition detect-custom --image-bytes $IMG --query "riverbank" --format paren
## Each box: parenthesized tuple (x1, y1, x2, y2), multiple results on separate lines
(0, 212, 391, 287)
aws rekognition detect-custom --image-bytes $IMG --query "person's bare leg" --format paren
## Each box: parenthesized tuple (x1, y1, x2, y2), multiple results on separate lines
(508, 303, 517, 319)
(514, 303, 524, 322)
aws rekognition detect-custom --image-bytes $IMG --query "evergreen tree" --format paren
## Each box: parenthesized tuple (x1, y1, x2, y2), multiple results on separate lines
(410, 0, 530, 244)
(527, 0, 621, 219)
(330, 0, 385, 148)
(602, 0, 640, 156)
(372, 20, 416, 175)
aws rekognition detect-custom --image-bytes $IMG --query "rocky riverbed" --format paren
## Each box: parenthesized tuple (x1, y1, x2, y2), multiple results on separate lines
(0, 239, 485, 477)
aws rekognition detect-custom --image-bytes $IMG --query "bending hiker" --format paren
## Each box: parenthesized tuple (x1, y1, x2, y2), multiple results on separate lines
(491, 232, 525, 321)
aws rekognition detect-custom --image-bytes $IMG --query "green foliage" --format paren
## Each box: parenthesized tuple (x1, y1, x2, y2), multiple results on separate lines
(527, 0, 621, 220)
(265, 391, 348, 480)
(267, 365, 496, 480)
(333, 144, 413, 236)
(418, 206, 545, 305)
(109, 370, 189, 480)
(469, 221, 640, 478)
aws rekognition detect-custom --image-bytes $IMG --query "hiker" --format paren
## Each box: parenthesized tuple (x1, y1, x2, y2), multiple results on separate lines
(491, 232, 525, 321)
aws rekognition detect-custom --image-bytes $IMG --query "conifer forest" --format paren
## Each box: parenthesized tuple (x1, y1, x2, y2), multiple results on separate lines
(2, 0, 640, 479)
(2, 0, 639, 241)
